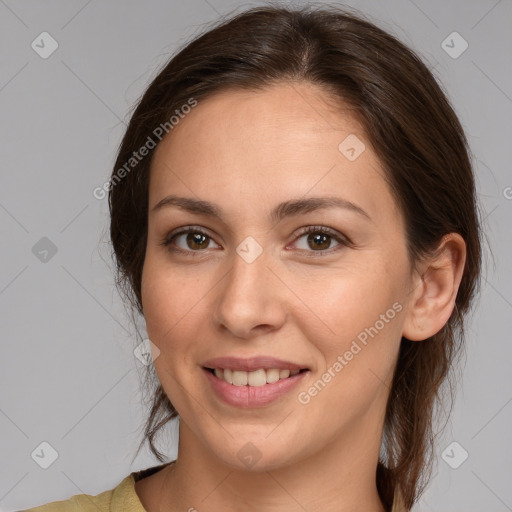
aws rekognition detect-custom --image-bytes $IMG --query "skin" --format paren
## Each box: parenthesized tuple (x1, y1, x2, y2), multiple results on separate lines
(135, 82, 466, 512)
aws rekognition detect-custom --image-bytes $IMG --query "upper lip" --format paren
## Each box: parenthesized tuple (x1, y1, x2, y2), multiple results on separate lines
(202, 356, 309, 372)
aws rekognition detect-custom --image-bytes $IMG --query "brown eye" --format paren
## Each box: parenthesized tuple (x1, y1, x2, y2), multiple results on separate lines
(292, 226, 349, 256)
(304, 232, 332, 251)
(183, 232, 210, 250)
(161, 227, 219, 255)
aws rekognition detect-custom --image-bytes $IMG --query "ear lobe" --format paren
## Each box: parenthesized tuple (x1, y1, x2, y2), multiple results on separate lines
(402, 233, 466, 342)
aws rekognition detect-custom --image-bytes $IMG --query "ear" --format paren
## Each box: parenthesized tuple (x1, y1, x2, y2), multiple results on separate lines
(402, 233, 467, 341)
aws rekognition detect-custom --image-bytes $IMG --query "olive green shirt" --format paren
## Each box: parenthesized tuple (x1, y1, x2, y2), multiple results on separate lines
(19, 463, 407, 511)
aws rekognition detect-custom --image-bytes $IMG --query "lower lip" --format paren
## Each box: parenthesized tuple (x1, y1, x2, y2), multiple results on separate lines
(202, 367, 309, 408)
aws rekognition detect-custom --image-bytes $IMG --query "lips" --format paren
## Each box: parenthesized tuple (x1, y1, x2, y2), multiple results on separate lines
(201, 356, 310, 406)
(203, 366, 309, 408)
(202, 355, 308, 372)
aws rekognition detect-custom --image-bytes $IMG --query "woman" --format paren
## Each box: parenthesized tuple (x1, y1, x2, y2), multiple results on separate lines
(22, 3, 482, 511)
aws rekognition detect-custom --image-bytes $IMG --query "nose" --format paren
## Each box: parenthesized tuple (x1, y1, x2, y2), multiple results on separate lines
(212, 243, 288, 340)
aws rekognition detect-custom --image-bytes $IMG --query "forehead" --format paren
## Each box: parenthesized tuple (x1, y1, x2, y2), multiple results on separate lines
(154, 82, 366, 159)
(148, 82, 399, 225)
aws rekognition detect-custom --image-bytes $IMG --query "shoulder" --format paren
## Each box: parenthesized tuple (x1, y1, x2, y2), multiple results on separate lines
(18, 474, 137, 512)
(18, 463, 173, 512)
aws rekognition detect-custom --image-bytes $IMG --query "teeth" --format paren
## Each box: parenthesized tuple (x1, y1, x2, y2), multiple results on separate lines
(223, 368, 233, 384)
(266, 368, 280, 383)
(232, 370, 248, 386)
(247, 369, 266, 387)
(211, 368, 303, 386)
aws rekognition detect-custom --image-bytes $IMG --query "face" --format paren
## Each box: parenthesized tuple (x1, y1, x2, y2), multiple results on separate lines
(141, 82, 415, 471)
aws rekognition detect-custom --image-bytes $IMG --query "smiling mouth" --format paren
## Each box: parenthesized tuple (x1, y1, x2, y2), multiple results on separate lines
(204, 367, 309, 387)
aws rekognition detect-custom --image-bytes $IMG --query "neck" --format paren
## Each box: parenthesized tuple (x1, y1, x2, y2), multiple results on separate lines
(157, 416, 387, 512)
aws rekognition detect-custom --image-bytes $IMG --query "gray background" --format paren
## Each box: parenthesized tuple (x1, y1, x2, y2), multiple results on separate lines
(1, 0, 511, 510)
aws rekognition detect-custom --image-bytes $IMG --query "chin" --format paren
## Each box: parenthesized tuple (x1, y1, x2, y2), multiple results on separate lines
(204, 433, 302, 473)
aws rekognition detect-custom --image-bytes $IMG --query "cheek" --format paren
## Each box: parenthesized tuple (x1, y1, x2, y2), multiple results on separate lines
(141, 254, 187, 350)
(141, 253, 219, 370)
(142, 251, 199, 330)
(294, 261, 405, 406)
(297, 260, 404, 348)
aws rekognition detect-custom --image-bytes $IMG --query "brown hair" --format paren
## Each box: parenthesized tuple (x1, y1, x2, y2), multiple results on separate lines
(109, 3, 483, 510)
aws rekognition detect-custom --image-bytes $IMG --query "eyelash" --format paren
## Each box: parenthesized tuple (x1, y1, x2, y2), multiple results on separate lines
(159, 225, 351, 258)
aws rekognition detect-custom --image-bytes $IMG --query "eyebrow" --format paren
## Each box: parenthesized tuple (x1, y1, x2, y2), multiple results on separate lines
(151, 195, 372, 223)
